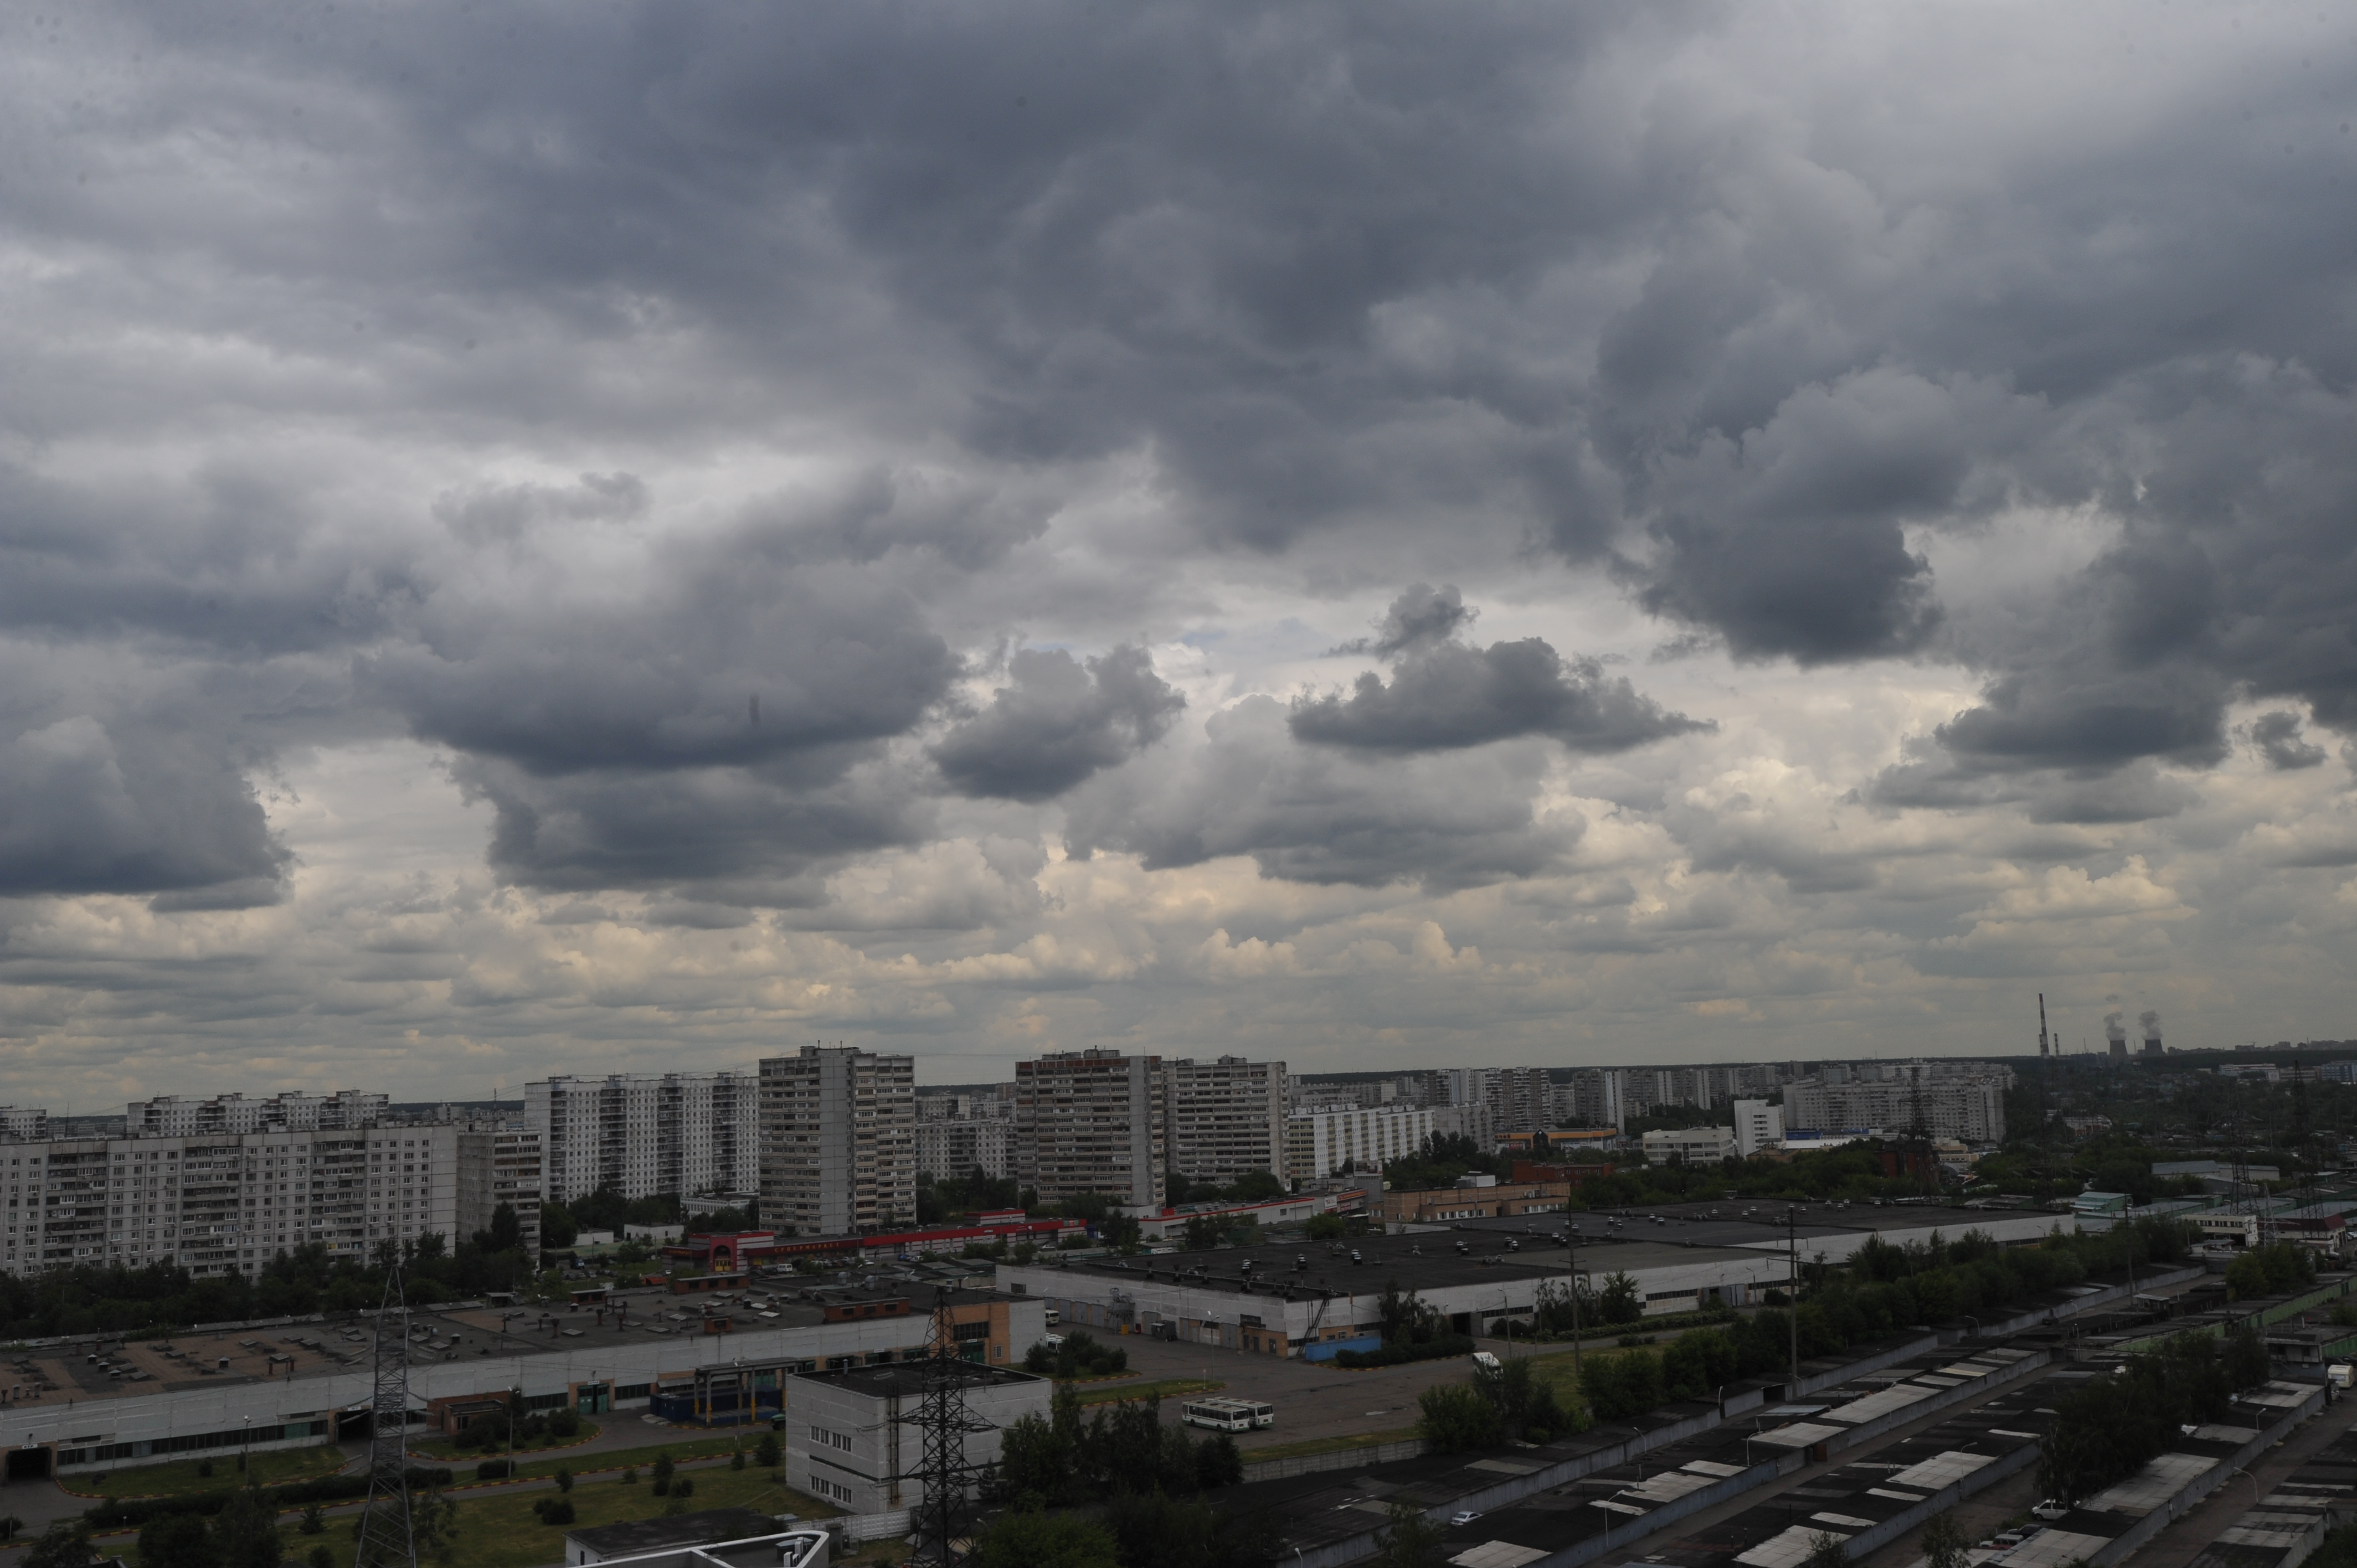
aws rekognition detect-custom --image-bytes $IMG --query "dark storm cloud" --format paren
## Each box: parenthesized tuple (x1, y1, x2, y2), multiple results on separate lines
(8, 0, 2357, 912)
(1330, 584, 1476, 658)
(2248, 711, 2328, 771)
(1066, 697, 1576, 889)
(0, 710, 287, 904)
(1293, 587, 1709, 755)
(932, 646, 1185, 802)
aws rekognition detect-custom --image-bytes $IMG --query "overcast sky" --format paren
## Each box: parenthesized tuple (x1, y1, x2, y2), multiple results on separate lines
(4, 2, 2355, 1106)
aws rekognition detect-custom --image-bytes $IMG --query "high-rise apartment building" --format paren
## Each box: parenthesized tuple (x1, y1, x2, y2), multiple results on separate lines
(0, 1124, 456, 1277)
(1013, 1050, 1165, 1209)
(1283, 1103, 1439, 1182)
(0, 1108, 48, 1142)
(1163, 1056, 1288, 1184)
(524, 1072, 759, 1205)
(1782, 1065, 2006, 1143)
(455, 1124, 544, 1254)
(758, 1046, 917, 1236)
(125, 1090, 388, 1138)
(914, 1117, 1013, 1182)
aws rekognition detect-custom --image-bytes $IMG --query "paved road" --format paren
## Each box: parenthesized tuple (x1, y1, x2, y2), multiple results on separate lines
(1095, 1332, 1496, 1450)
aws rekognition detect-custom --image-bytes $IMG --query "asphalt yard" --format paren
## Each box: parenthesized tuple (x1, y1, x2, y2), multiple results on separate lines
(1097, 1330, 1490, 1449)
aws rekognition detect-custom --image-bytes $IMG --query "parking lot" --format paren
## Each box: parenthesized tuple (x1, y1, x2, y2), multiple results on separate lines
(1097, 1330, 1501, 1450)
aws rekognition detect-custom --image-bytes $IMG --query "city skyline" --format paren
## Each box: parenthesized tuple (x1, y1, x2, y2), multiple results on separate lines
(5, 7, 2355, 1104)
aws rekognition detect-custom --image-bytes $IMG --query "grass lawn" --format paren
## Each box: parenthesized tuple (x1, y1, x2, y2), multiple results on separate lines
(66, 1444, 349, 1500)
(410, 1422, 602, 1462)
(1072, 1377, 1222, 1407)
(498, 1435, 749, 1483)
(426, 1463, 838, 1568)
(1240, 1427, 1419, 1464)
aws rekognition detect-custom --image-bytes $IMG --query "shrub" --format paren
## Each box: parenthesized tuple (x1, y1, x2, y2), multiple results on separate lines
(298, 1504, 325, 1536)
(1417, 1384, 1502, 1453)
(730, 1449, 745, 1471)
(532, 1497, 575, 1526)
(474, 1460, 511, 1481)
(755, 1433, 781, 1468)
(620, 1467, 637, 1486)
(672, 1477, 694, 1499)
(554, 1468, 572, 1494)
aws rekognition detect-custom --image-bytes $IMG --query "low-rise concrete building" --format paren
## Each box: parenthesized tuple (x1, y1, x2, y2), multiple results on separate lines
(1642, 1127, 1736, 1165)
(787, 1361, 1049, 1514)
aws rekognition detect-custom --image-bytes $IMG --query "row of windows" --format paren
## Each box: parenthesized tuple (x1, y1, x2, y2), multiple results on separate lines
(806, 1425, 852, 1451)
(63, 1420, 330, 1466)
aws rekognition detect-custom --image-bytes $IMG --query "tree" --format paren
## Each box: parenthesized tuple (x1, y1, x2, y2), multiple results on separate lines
(1369, 1504, 1447, 1568)
(755, 1431, 781, 1468)
(1597, 1271, 1643, 1325)
(23, 1522, 90, 1568)
(210, 1487, 284, 1568)
(1803, 1533, 1849, 1568)
(538, 1203, 578, 1250)
(1103, 1214, 1143, 1254)
(651, 1451, 675, 1495)
(1921, 1512, 1968, 1568)
(1416, 1383, 1502, 1453)
(137, 1514, 219, 1568)
(1184, 1215, 1226, 1251)
(486, 1204, 523, 1252)
(1306, 1213, 1347, 1240)
(972, 1509, 1119, 1568)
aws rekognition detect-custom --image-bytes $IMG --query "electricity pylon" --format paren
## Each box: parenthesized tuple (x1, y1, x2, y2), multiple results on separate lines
(353, 1250, 416, 1568)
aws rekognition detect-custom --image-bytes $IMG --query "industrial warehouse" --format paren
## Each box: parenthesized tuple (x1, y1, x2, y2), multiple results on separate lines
(996, 1200, 2070, 1353)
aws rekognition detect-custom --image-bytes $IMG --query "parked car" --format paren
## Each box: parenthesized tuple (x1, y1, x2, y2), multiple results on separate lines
(2031, 1500, 2068, 1521)
(1450, 1512, 1484, 1528)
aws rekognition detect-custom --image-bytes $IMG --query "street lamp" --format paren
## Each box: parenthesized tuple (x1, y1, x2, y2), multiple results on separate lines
(240, 1415, 251, 1475)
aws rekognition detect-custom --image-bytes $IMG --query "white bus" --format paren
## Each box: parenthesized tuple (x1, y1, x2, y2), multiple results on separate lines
(1180, 1397, 1272, 1432)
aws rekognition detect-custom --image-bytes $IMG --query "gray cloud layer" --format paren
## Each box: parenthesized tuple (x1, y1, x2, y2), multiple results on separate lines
(2, 2, 2356, 1091)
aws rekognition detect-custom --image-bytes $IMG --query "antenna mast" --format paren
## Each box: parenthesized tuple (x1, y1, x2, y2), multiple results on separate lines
(2037, 994, 2050, 1058)
(353, 1251, 416, 1568)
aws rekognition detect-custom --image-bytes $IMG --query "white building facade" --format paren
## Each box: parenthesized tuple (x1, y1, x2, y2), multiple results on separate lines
(526, 1072, 760, 1205)
(1284, 1103, 1439, 1182)
(914, 1118, 1013, 1182)
(1732, 1100, 1785, 1158)
(0, 1124, 457, 1277)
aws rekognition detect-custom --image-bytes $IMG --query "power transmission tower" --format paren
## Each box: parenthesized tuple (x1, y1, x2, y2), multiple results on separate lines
(353, 1251, 416, 1568)
(904, 1288, 998, 1568)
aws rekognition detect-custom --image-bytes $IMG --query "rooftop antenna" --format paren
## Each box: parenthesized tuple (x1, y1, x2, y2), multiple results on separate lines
(352, 1251, 415, 1568)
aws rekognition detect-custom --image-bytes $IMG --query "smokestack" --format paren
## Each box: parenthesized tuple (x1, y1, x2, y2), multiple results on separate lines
(2140, 1008, 2162, 1057)
(2105, 1009, 2128, 1059)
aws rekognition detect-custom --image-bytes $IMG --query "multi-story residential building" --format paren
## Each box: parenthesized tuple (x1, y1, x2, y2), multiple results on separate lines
(455, 1124, 544, 1254)
(1284, 1103, 1439, 1182)
(914, 1117, 1012, 1182)
(524, 1072, 760, 1206)
(1013, 1050, 1165, 1209)
(0, 1108, 48, 1142)
(124, 1090, 388, 1138)
(915, 1092, 1015, 1123)
(1163, 1056, 1287, 1184)
(0, 1124, 457, 1277)
(1732, 1099, 1785, 1157)
(758, 1046, 917, 1236)
(1782, 1065, 2007, 1143)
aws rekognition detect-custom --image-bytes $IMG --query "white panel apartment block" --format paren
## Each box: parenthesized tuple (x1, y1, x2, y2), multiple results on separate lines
(1163, 1055, 1288, 1183)
(525, 1072, 760, 1205)
(0, 1124, 457, 1278)
(758, 1046, 917, 1236)
(1013, 1050, 1165, 1209)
